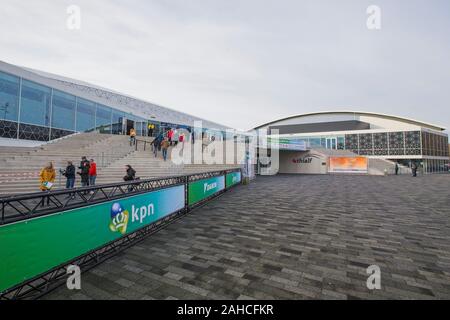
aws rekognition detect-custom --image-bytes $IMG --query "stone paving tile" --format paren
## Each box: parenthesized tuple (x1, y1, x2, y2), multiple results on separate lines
(45, 174, 450, 300)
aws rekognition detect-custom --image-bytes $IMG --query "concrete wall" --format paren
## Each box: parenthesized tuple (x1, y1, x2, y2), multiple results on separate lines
(0, 137, 43, 147)
(279, 150, 328, 174)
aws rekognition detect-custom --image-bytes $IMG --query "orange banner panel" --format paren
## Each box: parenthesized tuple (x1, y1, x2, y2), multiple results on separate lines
(329, 157, 368, 173)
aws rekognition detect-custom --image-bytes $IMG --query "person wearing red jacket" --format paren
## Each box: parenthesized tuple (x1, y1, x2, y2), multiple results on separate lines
(167, 128, 174, 146)
(89, 158, 97, 186)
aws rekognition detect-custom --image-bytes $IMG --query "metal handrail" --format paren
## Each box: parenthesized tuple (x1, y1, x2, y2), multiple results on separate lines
(0, 167, 242, 300)
(0, 168, 241, 225)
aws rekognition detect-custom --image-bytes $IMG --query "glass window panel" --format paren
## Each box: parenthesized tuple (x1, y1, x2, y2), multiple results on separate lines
(136, 121, 143, 136)
(51, 90, 76, 130)
(112, 110, 125, 125)
(0, 71, 20, 121)
(76, 98, 96, 132)
(96, 104, 112, 133)
(112, 109, 125, 134)
(20, 80, 51, 126)
(309, 138, 321, 147)
(337, 136, 345, 150)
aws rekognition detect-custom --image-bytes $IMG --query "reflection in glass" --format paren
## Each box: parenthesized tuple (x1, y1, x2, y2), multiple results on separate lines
(52, 90, 76, 130)
(20, 80, 51, 126)
(96, 104, 112, 133)
(0, 71, 19, 121)
(76, 98, 96, 132)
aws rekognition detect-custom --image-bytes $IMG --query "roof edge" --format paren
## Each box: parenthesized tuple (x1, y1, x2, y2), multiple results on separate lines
(251, 110, 446, 132)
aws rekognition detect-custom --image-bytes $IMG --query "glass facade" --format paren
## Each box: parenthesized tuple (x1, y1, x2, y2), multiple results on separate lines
(0, 70, 156, 141)
(51, 90, 76, 131)
(95, 104, 112, 134)
(76, 98, 96, 132)
(20, 80, 51, 127)
(112, 110, 125, 135)
(423, 159, 449, 173)
(0, 71, 19, 122)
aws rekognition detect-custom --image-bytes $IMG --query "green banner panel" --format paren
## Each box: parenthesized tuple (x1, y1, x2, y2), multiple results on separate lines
(0, 185, 185, 293)
(226, 171, 242, 188)
(188, 175, 225, 205)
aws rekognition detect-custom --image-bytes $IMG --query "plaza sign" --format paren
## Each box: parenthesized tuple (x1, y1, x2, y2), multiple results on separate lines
(188, 176, 225, 205)
(226, 171, 242, 188)
(329, 157, 368, 173)
(262, 137, 307, 151)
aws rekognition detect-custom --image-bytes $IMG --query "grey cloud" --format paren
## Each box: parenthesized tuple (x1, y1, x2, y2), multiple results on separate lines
(0, 0, 448, 131)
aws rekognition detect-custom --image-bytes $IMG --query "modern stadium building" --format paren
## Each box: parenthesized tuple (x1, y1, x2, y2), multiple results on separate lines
(0, 60, 231, 146)
(254, 111, 449, 174)
(1, 60, 448, 174)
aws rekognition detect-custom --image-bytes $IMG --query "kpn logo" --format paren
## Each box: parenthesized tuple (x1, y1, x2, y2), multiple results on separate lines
(109, 202, 129, 235)
(204, 182, 217, 193)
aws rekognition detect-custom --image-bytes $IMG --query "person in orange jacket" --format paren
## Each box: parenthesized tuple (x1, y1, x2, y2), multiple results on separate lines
(89, 158, 97, 186)
(129, 128, 136, 146)
(39, 162, 56, 206)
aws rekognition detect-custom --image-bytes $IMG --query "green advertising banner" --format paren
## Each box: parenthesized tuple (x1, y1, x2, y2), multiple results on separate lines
(226, 171, 242, 188)
(188, 175, 225, 205)
(0, 185, 185, 293)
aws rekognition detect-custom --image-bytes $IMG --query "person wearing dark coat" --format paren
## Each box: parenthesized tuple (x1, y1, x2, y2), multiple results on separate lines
(151, 132, 164, 157)
(62, 161, 76, 189)
(78, 157, 90, 191)
(123, 165, 136, 181)
(411, 162, 418, 177)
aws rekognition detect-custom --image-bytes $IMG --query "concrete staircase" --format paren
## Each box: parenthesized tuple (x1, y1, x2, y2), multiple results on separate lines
(368, 158, 411, 176)
(96, 147, 241, 184)
(0, 133, 135, 195)
(0, 134, 241, 195)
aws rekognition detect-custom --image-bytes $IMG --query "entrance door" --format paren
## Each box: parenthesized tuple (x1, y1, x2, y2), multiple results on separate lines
(124, 119, 134, 135)
(326, 138, 337, 149)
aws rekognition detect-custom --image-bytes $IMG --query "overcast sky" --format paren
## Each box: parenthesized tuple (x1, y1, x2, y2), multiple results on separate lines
(1, 0, 449, 131)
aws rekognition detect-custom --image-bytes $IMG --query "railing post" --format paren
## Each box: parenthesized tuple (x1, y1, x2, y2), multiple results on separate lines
(185, 174, 189, 213)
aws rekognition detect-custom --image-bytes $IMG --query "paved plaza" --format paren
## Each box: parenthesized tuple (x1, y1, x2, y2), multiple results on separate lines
(45, 174, 450, 300)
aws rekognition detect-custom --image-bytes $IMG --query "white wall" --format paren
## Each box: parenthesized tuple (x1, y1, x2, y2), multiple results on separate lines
(279, 150, 328, 174)
(0, 137, 43, 147)
(358, 115, 420, 130)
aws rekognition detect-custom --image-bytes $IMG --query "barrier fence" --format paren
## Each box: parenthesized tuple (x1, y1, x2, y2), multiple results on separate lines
(0, 168, 242, 300)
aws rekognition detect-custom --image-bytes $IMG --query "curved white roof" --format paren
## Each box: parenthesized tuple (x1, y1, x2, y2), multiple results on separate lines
(253, 110, 446, 131)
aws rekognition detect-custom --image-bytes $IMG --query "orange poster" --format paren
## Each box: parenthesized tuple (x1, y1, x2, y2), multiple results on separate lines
(329, 157, 368, 173)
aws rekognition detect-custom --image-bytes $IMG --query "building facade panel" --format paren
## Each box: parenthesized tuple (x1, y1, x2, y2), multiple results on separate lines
(0, 63, 232, 144)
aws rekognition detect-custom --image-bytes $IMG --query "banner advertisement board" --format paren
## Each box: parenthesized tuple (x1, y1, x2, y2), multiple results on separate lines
(262, 137, 307, 151)
(226, 171, 242, 188)
(188, 175, 225, 205)
(329, 156, 368, 173)
(0, 185, 185, 293)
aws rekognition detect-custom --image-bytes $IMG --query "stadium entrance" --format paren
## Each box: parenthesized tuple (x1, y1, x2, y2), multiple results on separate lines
(125, 118, 135, 135)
